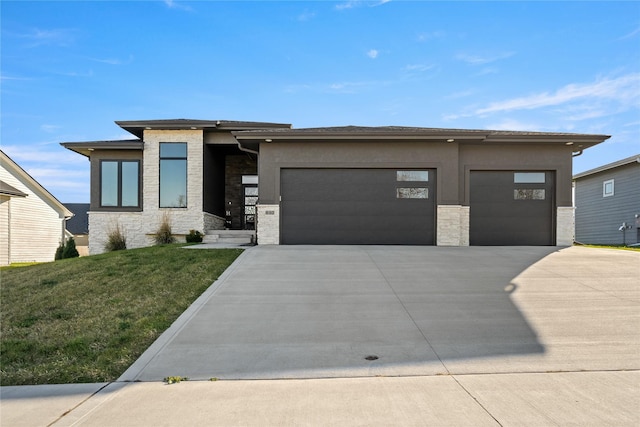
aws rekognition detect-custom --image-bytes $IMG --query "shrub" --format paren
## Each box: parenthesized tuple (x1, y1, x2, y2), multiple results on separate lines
(62, 237, 80, 258)
(55, 238, 80, 260)
(105, 224, 127, 252)
(154, 212, 176, 245)
(185, 230, 203, 243)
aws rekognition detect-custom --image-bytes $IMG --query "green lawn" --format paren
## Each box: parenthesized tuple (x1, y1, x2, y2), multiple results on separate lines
(0, 244, 243, 385)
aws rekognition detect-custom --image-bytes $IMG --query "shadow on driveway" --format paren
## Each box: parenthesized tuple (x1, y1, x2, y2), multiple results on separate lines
(127, 246, 563, 380)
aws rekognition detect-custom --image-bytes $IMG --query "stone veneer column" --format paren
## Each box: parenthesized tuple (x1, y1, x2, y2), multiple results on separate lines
(556, 206, 575, 246)
(257, 204, 279, 244)
(436, 205, 470, 246)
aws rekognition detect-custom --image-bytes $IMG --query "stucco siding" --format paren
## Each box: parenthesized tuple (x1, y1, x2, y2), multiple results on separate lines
(575, 163, 640, 245)
(0, 166, 65, 264)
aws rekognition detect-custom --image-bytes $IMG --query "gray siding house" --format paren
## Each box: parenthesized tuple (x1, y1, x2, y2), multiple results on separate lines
(62, 119, 610, 253)
(574, 154, 640, 245)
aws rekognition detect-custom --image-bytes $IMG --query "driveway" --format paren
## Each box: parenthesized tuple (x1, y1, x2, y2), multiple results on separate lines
(121, 245, 640, 381)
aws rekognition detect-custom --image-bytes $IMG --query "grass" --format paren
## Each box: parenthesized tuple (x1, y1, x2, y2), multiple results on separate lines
(0, 244, 242, 385)
(574, 243, 640, 252)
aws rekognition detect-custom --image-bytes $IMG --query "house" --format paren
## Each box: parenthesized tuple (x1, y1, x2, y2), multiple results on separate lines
(64, 203, 90, 256)
(0, 150, 74, 265)
(573, 154, 640, 245)
(61, 119, 609, 254)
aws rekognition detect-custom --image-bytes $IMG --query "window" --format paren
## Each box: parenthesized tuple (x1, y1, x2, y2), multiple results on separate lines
(514, 172, 546, 183)
(397, 170, 429, 182)
(514, 189, 545, 200)
(160, 143, 187, 208)
(100, 160, 140, 208)
(397, 188, 428, 199)
(603, 179, 614, 197)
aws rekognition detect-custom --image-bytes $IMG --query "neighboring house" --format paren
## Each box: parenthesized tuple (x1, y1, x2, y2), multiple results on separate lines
(64, 203, 90, 256)
(61, 119, 609, 254)
(573, 154, 640, 245)
(0, 150, 74, 265)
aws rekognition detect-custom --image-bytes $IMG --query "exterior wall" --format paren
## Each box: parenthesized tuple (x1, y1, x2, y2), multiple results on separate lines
(257, 140, 574, 246)
(556, 206, 575, 246)
(0, 196, 9, 265)
(437, 205, 470, 246)
(0, 166, 66, 264)
(204, 212, 226, 230)
(575, 162, 640, 245)
(257, 204, 279, 244)
(89, 130, 209, 254)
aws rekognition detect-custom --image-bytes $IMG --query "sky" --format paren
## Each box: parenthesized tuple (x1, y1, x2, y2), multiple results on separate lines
(2, 0, 639, 203)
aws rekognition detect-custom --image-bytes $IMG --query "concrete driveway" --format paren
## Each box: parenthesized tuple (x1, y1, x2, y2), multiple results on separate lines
(120, 245, 640, 381)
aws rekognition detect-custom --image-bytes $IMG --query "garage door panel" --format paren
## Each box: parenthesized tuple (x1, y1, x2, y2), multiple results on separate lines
(470, 171, 554, 246)
(281, 168, 435, 245)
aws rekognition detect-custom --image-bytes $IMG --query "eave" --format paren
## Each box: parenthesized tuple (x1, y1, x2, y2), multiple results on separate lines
(116, 119, 291, 139)
(60, 140, 144, 157)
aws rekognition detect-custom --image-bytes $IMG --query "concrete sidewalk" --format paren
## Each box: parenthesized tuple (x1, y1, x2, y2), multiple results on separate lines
(1, 246, 639, 426)
(2, 371, 639, 426)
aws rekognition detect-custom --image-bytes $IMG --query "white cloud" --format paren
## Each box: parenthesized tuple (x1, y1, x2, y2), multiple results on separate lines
(367, 49, 379, 59)
(41, 124, 62, 133)
(455, 51, 515, 65)
(475, 73, 640, 115)
(619, 27, 640, 40)
(12, 28, 76, 48)
(336, 0, 391, 10)
(404, 64, 436, 72)
(164, 0, 193, 12)
(87, 54, 134, 65)
(297, 10, 316, 22)
(417, 31, 445, 42)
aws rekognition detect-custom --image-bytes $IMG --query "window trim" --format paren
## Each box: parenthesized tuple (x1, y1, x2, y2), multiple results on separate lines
(159, 142, 188, 208)
(603, 179, 614, 197)
(99, 159, 141, 210)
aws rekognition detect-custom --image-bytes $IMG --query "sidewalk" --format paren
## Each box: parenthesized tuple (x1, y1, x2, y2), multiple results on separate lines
(2, 371, 638, 426)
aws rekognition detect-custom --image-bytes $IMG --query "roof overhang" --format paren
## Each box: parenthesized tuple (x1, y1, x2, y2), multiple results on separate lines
(233, 126, 611, 154)
(116, 119, 291, 139)
(60, 140, 144, 157)
(573, 153, 640, 180)
(0, 180, 28, 197)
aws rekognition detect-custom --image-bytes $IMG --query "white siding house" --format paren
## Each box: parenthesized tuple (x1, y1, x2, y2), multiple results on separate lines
(0, 150, 73, 265)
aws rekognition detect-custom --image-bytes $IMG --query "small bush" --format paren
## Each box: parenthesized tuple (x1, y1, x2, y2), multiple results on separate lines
(105, 224, 127, 252)
(185, 230, 203, 243)
(55, 238, 80, 260)
(154, 212, 176, 245)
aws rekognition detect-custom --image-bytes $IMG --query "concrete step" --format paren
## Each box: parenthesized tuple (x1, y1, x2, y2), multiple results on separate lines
(204, 230, 255, 245)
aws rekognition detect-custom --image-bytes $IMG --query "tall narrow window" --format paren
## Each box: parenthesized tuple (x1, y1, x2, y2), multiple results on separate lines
(160, 143, 187, 208)
(100, 160, 140, 208)
(603, 179, 614, 197)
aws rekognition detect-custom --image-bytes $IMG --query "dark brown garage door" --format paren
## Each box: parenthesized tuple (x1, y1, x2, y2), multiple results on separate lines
(470, 171, 555, 245)
(281, 168, 435, 245)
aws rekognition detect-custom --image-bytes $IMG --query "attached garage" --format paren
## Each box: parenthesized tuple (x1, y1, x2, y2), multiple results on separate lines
(281, 168, 435, 245)
(470, 171, 555, 245)
(231, 125, 610, 246)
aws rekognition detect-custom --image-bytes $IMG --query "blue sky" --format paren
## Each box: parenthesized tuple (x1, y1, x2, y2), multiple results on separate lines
(2, 0, 639, 202)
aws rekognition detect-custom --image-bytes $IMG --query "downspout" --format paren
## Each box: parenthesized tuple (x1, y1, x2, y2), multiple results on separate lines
(236, 140, 259, 156)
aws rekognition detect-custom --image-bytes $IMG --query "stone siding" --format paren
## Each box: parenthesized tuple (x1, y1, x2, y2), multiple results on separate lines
(257, 204, 279, 244)
(204, 212, 226, 231)
(436, 205, 470, 246)
(556, 206, 575, 246)
(89, 129, 208, 254)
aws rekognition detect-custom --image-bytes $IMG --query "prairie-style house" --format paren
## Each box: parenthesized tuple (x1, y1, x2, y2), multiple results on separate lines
(61, 119, 609, 254)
